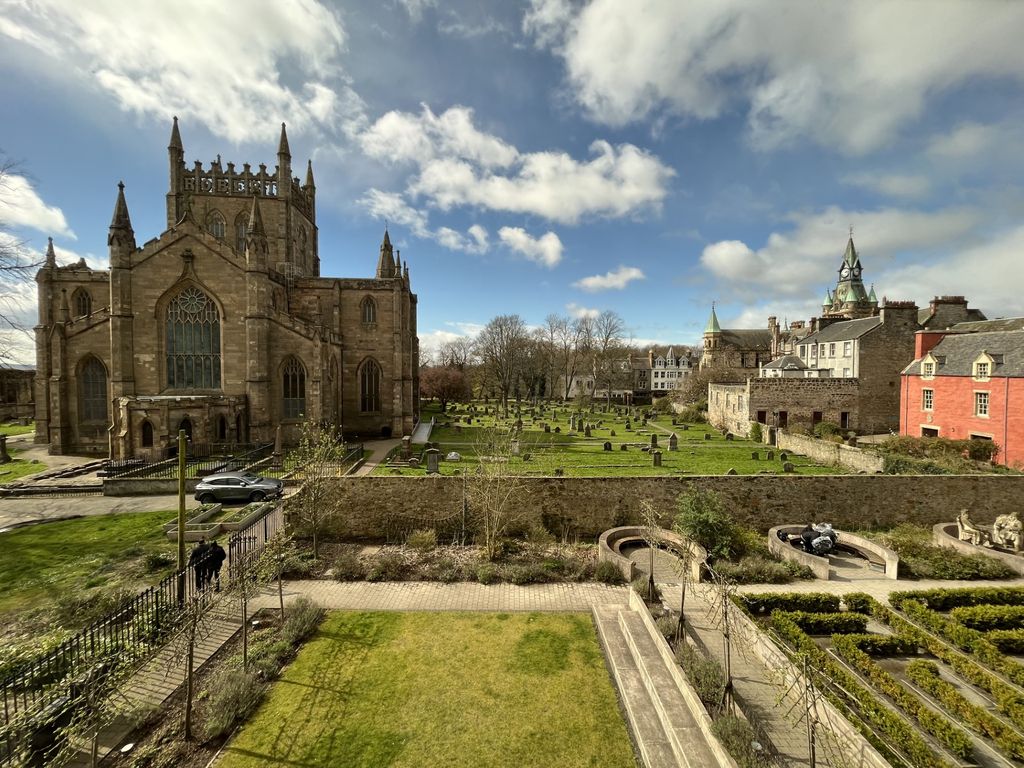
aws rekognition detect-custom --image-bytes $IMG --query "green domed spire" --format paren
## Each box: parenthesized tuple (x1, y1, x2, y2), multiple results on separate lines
(704, 304, 721, 334)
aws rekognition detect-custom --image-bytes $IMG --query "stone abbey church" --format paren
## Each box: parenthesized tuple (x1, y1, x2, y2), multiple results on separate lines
(34, 119, 419, 458)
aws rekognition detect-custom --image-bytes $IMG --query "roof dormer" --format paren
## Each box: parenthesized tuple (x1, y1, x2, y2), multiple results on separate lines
(921, 351, 938, 379)
(973, 351, 995, 381)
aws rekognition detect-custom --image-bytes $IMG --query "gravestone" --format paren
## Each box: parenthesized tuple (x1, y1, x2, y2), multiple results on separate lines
(0, 435, 8, 464)
(603, 441, 612, 451)
(780, 452, 789, 461)
(425, 448, 441, 474)
(408, 456, 420, 467)
(400, 436, 412, 460)
(767, 451, 775, 460)
(554, 467, 564, 476)
(751, 451, 759, 460)
(544, 424, 551, 433)
(610, 430, 616, 437)
(652, 450, 662, 467)
(680, 424, 689, 431)
(669, 433, 678, 451)
(671, 418, 677, 425)
(704, 433, 711, 440)
(725, 433, 734, 441)
(620, 444, 628, 451)
(783, 462, 795, 473)
(641, 418, 647, 427)
(625, 419, 632, 431)
(554, 426, 561, 433)
(727, 467, 738, 475)
(511, 439, 520, 456)
(584, 425, 592, 438)
(650, 434, 658, 449)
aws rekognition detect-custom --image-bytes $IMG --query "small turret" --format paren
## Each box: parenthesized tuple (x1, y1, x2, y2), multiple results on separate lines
(276, 123, 292, 201)
(704, 304, 721, 335)
(304, 159, 315, 189)
(823, 288, 833, 309)
(108, 182, 136, 268)
(245, 196, 269, 269)
(44, 237, 57, 269)
(394, 248, 401, 274)
(403, 262, 410, 287)
(168, 115, 183, 153)
(376, 228, 395, 278)
(277, 122, 291, 159)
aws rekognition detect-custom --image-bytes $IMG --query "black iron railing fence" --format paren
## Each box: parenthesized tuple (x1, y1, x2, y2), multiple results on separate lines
(0, 501, 283, 765)
(103, 442, 275, 479)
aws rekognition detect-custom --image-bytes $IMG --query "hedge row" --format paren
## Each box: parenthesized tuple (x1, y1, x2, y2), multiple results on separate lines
(838, 633, 919, 657)
(889, 587, 1024, 612)
(738, 592, 840, 616)
(907, 660, 1024, 761)
(987, 629, 1024, 655)
(949, 604, 1024, 631)
(896, 599, 1024, 689)
(769, 612, 953, 768)
(830, 635, 973, 759)
(873, 599, 1024, 731)
(774, 611, 867, 636)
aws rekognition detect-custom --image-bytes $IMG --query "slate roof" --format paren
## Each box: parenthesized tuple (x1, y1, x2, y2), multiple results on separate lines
(949, 317, 1024, 333)
(762, 354, 806, 370)
(720, 329, 772, 351)
(904, 330, 1024, 377)
(798, 316, 881, 346)
(918, 307, 987, 327)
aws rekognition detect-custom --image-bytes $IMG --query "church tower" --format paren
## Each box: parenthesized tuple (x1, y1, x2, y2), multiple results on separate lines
(821, 232, 879, 320)
(700, 304, 722, 370)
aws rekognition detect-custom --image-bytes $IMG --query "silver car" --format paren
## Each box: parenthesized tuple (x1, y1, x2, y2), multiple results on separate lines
(194, 472, 283, 504)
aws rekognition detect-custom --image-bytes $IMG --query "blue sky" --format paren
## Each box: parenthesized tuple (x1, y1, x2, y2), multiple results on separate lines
(2, 0, 1024, 364)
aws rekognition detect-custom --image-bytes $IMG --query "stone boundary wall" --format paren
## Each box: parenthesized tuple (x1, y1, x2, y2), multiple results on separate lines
(777, 431, 885, 473)
(312, 475, 1024, 542)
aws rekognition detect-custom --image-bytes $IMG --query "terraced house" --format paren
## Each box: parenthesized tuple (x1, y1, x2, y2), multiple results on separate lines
(33, 119, 419, 458)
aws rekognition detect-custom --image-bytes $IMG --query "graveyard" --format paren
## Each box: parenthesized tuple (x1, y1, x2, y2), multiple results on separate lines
(374, 402, 839, 477)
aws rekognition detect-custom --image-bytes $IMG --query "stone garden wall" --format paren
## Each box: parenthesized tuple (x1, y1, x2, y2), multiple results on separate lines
(311, 474, 1024, 542)
(777, 431, 885, 474)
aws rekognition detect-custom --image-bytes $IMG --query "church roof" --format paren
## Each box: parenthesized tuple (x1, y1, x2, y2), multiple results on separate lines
(905, 330, 1024, 377)
(720, 329, 772, 351)
(800, 316, 881, 346)
(705, 305, 721, 334)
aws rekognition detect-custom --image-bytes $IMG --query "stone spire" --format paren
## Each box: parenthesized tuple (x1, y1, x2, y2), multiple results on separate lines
(245, 197, 269, 269)
(109, 181, 133, 232)
(108, 182, 136, 257)
(376, 228, 395, 278)
(277, 122, 291, 159)
(304, 159, 315, 189)
(246, 195, 265, 236)
(168, 115, 183, 152)
(394, 248, 401, 274)
(44, 237, 56, 268)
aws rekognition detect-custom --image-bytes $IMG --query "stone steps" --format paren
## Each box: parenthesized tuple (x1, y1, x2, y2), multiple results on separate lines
(594, 604, 728, 768)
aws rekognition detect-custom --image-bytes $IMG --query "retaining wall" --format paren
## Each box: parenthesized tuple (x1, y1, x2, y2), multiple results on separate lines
(777, 432, 884, 473)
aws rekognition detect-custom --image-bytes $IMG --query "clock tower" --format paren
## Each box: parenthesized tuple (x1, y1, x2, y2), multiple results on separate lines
(820, 231, 879, 320)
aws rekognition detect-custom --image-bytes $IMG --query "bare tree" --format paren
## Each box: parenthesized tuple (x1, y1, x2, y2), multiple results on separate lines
(465, 428, 530, 561)
(592, 310, 626, 407)
(161, 590, 224, 741)
(474, 314, 528, 417)
(287, 418, 345, 559)
(543, 313, 591, 401)
(438, 337, 475, 370)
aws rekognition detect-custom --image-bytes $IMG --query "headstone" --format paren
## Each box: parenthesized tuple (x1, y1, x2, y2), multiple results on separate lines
(680, 424, 689, 431)
(0, 434, 8, 464)
(650, 434, 658, 449)
(751, 451, 759, 460)
(584, 425, 592, 438)
(641, 445, 650, 453)
(725, 433, 734, 441)
(704, 433, 711, 440)
(446, 451, 461, 461)
(641, 418, 647, 427)
(425, 448, 441, 474)
(554, 426, 561, 433)
(408, 456, 420, 467)
(669, 433, 678, 451)
(522, 453, 531, 462)
(625, 419, 632, 431)
(671, 418, 677, 425)
(780, 452, 788, 462)
(652, 450, 662, 467)
(783, 462, 795, 473)
(727, 468, 738, 475)
(401, 436, 412, 460)
(620, 444, 628, 451)
(544, 424, 551, 433)
(603, 441, 612, 451)
(554, 467, 564, 476)
(511, 440, 520, 456)
(767, 451, 775, 460)
(610, 430, 616, 437)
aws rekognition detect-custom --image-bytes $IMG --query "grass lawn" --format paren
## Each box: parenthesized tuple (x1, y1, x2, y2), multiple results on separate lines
(220, 611, 638, 768)
(0, 450, 47, 484)
(0, 421, 34, 436)
(374, 402, 837, 477)
(0, 509, 184, 616)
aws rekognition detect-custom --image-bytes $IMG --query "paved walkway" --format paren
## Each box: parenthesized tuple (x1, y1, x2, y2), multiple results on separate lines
(352, 437, 401, 476)
(0, 493, 184, 531)
(411, 418, 433, 443)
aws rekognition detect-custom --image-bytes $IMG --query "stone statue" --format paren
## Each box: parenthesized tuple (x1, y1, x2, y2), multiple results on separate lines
(956, 509, 993, 547)
(993, 511, 1023, 552)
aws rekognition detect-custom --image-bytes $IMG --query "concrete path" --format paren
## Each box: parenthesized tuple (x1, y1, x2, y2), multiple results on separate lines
(0, 493, 184, 531)
(352, 437, 401, 476)
(411, 418, 433, 443)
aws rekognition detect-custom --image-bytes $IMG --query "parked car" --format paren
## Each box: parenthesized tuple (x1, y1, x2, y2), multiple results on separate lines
(194, 472, 283, 504)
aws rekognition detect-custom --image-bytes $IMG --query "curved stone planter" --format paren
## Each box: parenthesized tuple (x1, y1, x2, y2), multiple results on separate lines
(768, 525, 900, 580)
(932, 522, 1024, 576)
(598, 525, 707, 583)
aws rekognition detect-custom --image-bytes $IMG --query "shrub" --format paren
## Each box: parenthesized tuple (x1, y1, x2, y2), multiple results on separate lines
(834, 633, 919, 657)
(878, 526, 1017, 580)
(674, 490, 739, 561)
(890, 586, 1024, 612)
(813, 421, 841, 439)
(475, 563, 500, 585)
(950, 604, 1024, 631)
(748, 422, 763, 444)
(632, 576, 661, 604)
(248, 638, 292, 680)
(988, 629, 1024, 655)
(655, 614, 679, 641)
(676, 404, 704, 423)
(282, 597, 324, 646)
(843, 592, 874, 615)
(143, 552, 175, 573)
(54, 587, 134, 627)
(204, 669, 267, 739)
(507, 563, 556, 585)
(279, 551, 318, 579)
(715, 555, 809, 585)
(420, 555, 461, 583)
(675, 642, 726, 711)
(366, 551, 410, 582)
(739, 592, 840, 616)
(331, 547, 366, 582)
(594, 560, 627, 585)
(775, 611, 867, 636)
(711, 714, 774, 768)
(406, 528, 437, 553)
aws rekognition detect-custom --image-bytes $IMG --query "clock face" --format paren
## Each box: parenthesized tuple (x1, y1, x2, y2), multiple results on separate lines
(840, 266, 850, 279)
(852, 266, 861, 278)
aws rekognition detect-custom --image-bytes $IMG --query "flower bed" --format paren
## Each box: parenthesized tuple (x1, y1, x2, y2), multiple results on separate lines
(219, 501, 275, 532)
(162, 503, 222, 532)
(166, 521, 222, 542)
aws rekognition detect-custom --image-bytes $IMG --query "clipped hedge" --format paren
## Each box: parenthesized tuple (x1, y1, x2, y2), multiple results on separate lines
(949, 605, 1024, 631)
(837, 633, 919, 657)
(907, 660, 1024, 761)
(738, 592, 840, 616)
(769, 612, 953, 768)
(987, 629, 1024, 655)
(843, 593, 875, 615)
(830, 635, 973, 759)
(774, 611, 867, 636)
(889, 587, 1024, 612)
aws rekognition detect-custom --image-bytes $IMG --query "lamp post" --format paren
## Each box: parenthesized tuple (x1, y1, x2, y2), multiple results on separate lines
(176, 429, 187, 604)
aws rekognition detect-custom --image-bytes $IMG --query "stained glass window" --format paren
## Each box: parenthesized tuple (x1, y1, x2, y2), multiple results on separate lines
(166, 286, 221, 389)
(283, 357, 306, 419)
(361, 359, 381, 412)
(80, 357, 108, 422)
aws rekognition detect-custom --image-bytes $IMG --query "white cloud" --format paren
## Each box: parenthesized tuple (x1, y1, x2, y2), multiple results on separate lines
(700, 205, 982, 299)
(573, 265, 645, 292)
(357, 189, 488, 254)
(498, 227, 563, 268)
(566, 302, 599, 319)
(843, 173, 930, 200)
(0, 0, 361, 144)
(0, 175, 75, 238)
(396, 0, 436, 22)
(360, 106, 674, 224)
(527, 0, 1024, 153)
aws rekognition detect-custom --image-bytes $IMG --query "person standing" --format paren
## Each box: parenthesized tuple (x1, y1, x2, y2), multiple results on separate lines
(209, 540, 227, 592)
(189, 539, 210, 591)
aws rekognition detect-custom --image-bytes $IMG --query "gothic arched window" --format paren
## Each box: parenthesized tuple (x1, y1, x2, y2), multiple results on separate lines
(72, 288, 92, 318)
(165, 286, 221, 389)
(234, 213, 248, 252)
(361, 296, 377, 325)
(282, 357, 306, 420)
(141, 420, 154, 448)
(79, 356, 108, 423)
(207, 210, 226, 240)
(360, 359, 381, 413)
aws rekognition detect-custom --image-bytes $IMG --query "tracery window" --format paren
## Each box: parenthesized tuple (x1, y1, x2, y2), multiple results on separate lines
(73, 288, 92, 317)
(80, 357, 108, 423)
(165, 286, 221, 389)
(360, 359, 381, 413)
(361, 296, 377, 325)
(207, 210, 226, 240)
(282, 357, 306, 420)
(235, 213, 248, 252)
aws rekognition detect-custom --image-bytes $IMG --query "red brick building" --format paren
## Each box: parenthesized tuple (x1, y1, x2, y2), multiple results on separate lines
(900, 322, 1024, 468)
